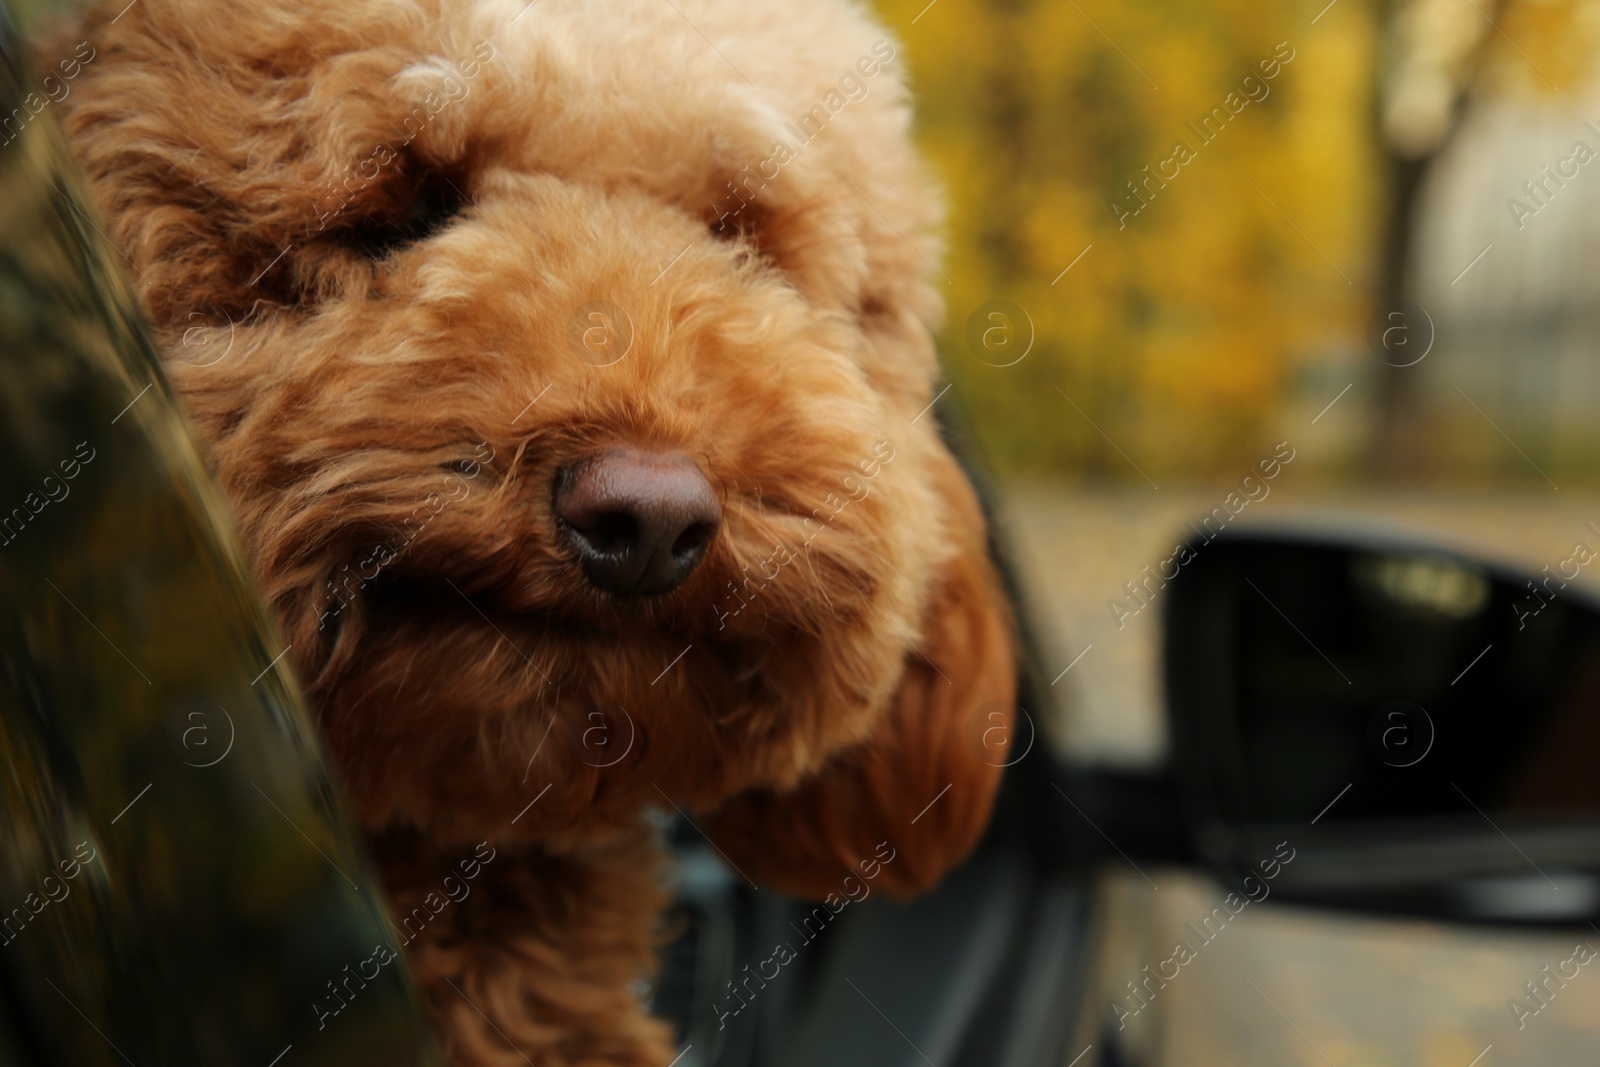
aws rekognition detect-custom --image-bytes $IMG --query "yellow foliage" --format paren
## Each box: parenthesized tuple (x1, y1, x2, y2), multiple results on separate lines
(877, 0, 1383, 478)
(876, 0, 1600, 480)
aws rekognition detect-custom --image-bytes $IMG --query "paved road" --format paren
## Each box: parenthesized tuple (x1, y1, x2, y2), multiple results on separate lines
(1081, 869, 1600, 1066)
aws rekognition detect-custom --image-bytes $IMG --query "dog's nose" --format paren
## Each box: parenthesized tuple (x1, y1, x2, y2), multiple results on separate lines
(554, 448, 721, 597)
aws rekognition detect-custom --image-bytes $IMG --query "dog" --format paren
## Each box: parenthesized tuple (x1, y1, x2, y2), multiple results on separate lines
(44, 0, 1017, 1061)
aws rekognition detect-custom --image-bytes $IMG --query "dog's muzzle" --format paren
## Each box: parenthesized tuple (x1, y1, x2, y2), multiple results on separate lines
(554, 448, 721, 597)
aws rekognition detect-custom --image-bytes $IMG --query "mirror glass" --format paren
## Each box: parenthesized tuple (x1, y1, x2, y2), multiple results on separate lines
(1223, 536, 1600, 823)
(1164, 526, 1600, 916)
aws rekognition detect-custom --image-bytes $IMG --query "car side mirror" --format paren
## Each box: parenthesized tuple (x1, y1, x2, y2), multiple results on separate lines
(1163, 523, 1600, 923)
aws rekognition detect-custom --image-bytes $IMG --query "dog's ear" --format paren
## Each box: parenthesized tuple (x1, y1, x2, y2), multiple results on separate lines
(703, 534, 1016, 900)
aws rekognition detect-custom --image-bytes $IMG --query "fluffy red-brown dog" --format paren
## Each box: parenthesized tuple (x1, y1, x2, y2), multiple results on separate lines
(45, 0, 1016, 1062)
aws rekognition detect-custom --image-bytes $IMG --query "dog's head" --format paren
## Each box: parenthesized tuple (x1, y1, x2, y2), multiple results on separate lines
(53, 0, 1013, 878)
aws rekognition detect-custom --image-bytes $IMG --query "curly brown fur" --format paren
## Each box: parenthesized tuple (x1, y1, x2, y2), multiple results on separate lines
(42, 0, 1017, 1062)
(375, 830, 674, 1065)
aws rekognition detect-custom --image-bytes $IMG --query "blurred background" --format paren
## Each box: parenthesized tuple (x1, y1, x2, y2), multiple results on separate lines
(880, 0, 1600, 483)
(870, 1, 1600, 1060)
(871, 0, 1600, 761)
